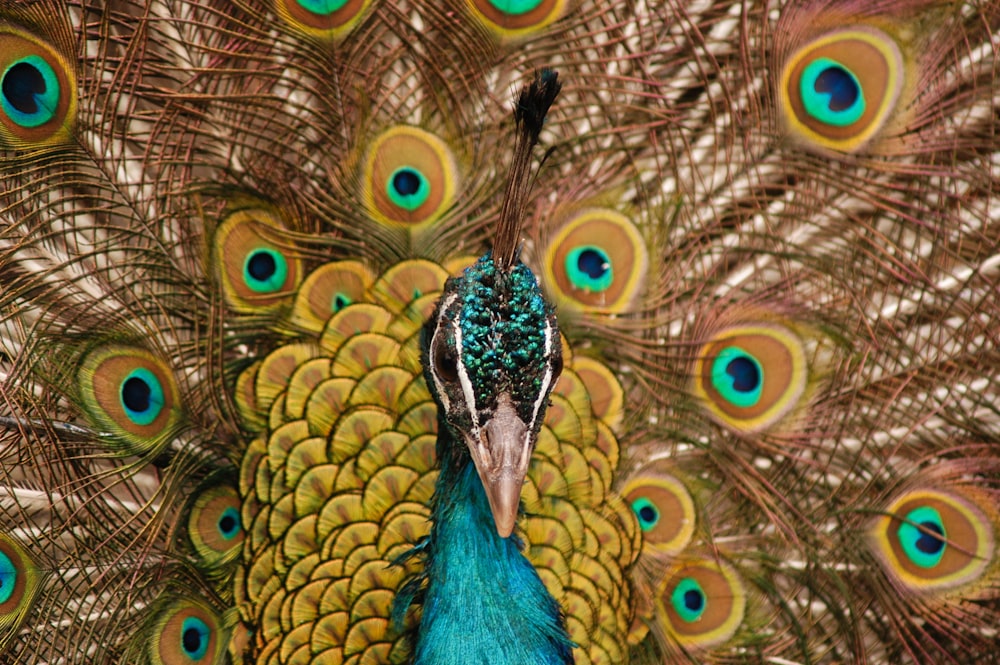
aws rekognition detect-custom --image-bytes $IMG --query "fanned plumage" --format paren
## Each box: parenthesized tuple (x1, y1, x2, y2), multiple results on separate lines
(0, 1, 998, 664)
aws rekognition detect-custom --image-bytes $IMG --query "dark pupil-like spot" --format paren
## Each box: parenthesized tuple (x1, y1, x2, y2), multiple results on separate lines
(333, 294, 349, 311)
(436, 351, 458, 381)
(392, 169, 421, 196)
(182, 626, 203, 655)
(814, 66, 859, 112)
(3, 62, 45, 114)
(122, 377, 152, 413)
(638, 505, 657, 524)
(726, 356, 760, 393)
(683, 588, 704, 612)
(247, 251, 276, 281)
(916, 520, 945, 555)
(577, 249, 608, 279)
(218, 514, 237, 535)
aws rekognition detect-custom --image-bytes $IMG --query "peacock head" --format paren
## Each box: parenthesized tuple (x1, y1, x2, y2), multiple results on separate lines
(423, 251, 562, 538)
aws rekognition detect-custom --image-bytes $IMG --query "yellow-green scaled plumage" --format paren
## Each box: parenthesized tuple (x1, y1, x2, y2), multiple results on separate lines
(0, 1, 998, 664)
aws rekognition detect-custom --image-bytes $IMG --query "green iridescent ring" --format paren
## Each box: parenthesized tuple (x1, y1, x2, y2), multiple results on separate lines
(898, 506, 947, 569)
(799, 58, 865, 127)
(387, 166, 431, 211)
(2, 55, 61, 128)
(710, 346, 763, 409)
(243, 247, 289, 293)
(488, 0, 544, 15)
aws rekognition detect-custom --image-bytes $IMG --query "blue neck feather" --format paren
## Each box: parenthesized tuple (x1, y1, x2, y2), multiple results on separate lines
(412, 450, 573, 665)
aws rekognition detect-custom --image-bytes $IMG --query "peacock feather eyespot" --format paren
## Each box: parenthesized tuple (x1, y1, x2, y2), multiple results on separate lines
(541, 208, 648, 314)
(144, 599, 227, 665)
(363, 126, 458, 230)
(274, 0, 373, 40)
(870, 488, 996, 593)
(289, 261, 374, 334)
(77, 345, 184, 455)
(187, 484, 245, 568)
(212, 208, 302, 313)
(657, 558, 747, 650)
(691, 322, 809, 434)
(0, 27, 76, 148)
(778, 26, 905, 154)
(466, 0, 569, 40)
(0, 536, 42, 646)
(622, 472, 696, 557)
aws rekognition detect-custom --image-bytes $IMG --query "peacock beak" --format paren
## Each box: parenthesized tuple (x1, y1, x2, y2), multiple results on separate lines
(469, 393, 532, 538)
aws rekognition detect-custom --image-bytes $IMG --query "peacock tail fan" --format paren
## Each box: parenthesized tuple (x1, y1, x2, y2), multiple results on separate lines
(0, 1, 997, 664)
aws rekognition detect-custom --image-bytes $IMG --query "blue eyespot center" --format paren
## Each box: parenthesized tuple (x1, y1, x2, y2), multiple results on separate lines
(2, 55, 60, 128)
(387, 167, 430, 211)
(898, 506, 947, 569)
(816, 67, 858, 112)
(684, 589, 704, 612)
(800, 58, 865, 127)
(247, 251, 275, 281)
(332, 293, 351, 313)
(915, 521, 945, 554)
(727, 356, 760, 392)
(577, 249, 608, 279)
(3, 62, 44, 114)
(181, 616, 211, 660)
(671, 577, 707, 622)
(243, 247, 288, 293)
(631, 497, 659, 531)
(0, 551, 17, 604)
(566, 246, 613, 292)
(217, 507, 241, 540)
(711, 346, 763, 408)
(393, 169, 420, 196)
(120, 368, 165, 426)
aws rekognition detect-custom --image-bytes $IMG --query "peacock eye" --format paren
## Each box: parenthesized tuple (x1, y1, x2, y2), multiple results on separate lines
(549, 348, 563, 379)
(433, 332, 459, 383)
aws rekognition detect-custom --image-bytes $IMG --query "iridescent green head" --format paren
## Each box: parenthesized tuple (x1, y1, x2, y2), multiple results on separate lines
(424, 251, 562, 538)
(423, 69, 563, 539)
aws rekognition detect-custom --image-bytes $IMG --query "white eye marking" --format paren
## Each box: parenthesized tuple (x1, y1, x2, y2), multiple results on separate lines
(452, 314, 480, 441)
(429, 293, 459, 413)
(529, 317, 556, 431)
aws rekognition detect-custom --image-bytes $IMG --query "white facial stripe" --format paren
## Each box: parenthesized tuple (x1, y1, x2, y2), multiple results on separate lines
(429, 293, 458, 413)
(452, 306, 481, 440)
(529, 317, 556, 432)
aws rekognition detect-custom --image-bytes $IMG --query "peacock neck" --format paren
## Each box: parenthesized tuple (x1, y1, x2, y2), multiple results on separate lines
(412, 431, 573, 665)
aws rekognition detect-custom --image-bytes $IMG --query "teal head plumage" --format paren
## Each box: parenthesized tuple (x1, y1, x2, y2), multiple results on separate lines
(400, 70, 573, 665)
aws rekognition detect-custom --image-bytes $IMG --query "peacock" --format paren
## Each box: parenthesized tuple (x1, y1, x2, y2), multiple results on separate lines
(0, 0, 998, 663)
